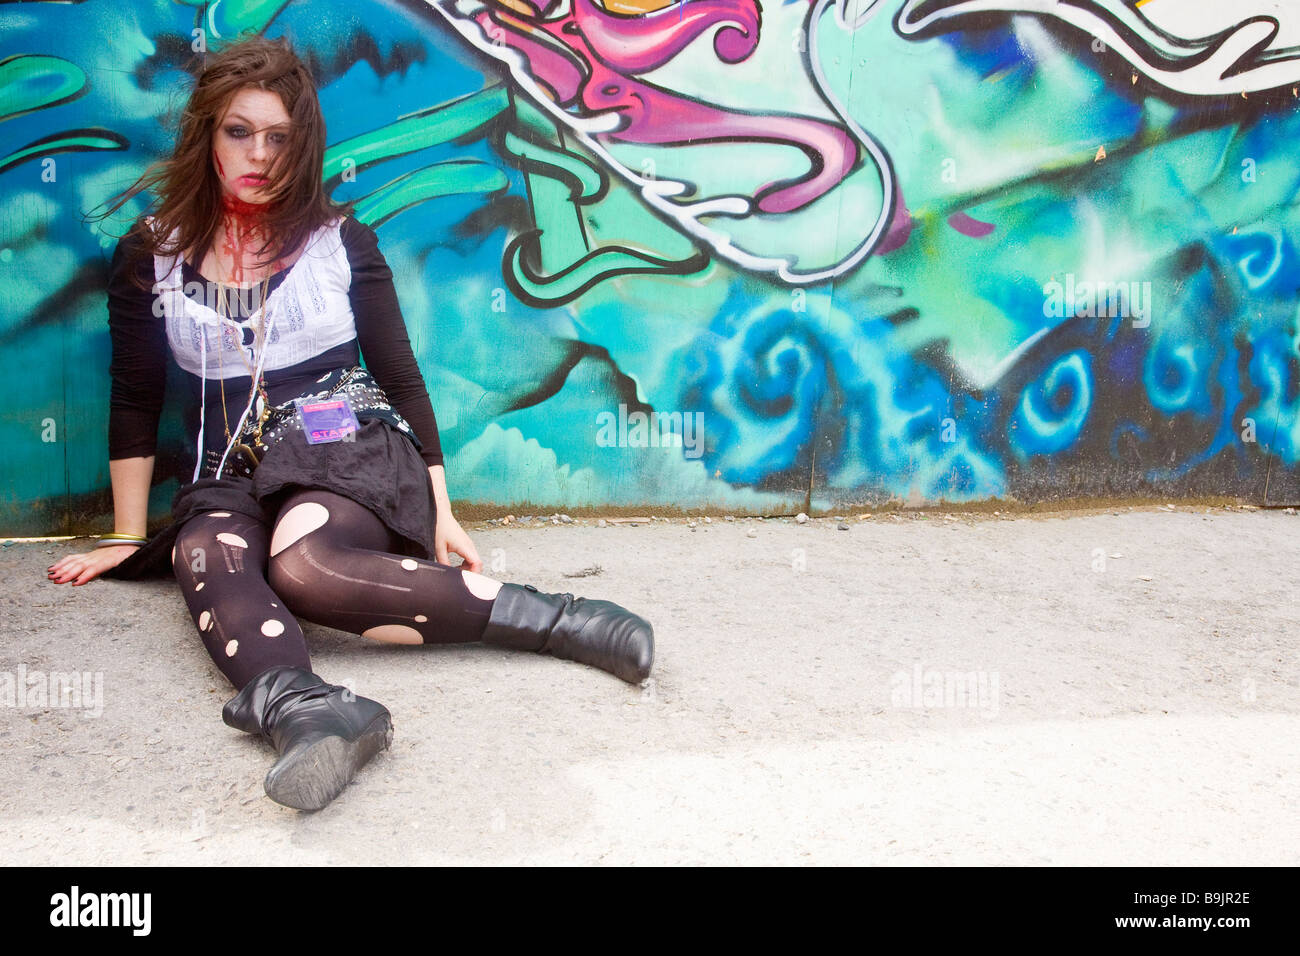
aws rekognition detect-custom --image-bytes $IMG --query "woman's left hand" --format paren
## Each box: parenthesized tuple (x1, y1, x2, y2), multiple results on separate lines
(436, 511, 482, 571)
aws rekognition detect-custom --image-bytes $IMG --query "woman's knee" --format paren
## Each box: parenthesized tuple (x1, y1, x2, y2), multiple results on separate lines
(173, 510, 256, 576)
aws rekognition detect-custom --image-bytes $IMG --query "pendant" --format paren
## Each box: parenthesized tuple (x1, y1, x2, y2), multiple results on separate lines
(232, 442, 261, 467)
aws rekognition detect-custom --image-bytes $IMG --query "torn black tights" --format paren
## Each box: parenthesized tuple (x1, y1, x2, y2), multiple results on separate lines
(172, 488, 496, 689)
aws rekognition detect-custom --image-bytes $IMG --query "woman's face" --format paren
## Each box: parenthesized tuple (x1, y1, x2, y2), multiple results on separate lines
(211, 86, 292, 204)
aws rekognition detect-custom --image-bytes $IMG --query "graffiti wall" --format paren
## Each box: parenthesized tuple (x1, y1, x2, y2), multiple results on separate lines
(3, 0, 1299, 534)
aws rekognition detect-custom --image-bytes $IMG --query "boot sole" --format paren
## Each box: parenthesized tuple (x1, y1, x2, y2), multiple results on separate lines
(263, 713, 393, 812)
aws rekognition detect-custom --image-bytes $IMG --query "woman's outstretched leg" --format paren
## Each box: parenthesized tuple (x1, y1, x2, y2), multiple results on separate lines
(265, 487, 653, 683)
(172, 510, 311, 689)
(265, 487, 499, 644)
(174, 507, 393, 812)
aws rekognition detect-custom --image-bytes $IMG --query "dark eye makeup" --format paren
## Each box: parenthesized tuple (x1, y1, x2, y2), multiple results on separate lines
(222, 125, 289, 145)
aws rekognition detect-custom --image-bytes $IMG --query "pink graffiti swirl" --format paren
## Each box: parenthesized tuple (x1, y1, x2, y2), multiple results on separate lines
(474, 0, 859, 214)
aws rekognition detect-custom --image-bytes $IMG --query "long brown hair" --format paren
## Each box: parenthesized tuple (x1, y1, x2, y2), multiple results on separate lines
(97, 34, 350, 290)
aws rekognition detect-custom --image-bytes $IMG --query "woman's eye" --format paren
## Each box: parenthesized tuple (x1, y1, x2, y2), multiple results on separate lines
(225, 126, 248, 138)
(269, 132, 288, 146)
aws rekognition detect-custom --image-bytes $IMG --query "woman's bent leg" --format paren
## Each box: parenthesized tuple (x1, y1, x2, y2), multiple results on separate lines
(173, 510, 311, 689)
(266, 488, 498, 644)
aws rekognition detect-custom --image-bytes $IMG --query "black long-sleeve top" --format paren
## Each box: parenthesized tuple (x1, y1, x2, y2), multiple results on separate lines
(106, 215, 444, 469)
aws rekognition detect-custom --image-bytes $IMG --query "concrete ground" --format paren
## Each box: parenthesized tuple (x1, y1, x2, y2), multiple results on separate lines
(2, 504, 1298, 865)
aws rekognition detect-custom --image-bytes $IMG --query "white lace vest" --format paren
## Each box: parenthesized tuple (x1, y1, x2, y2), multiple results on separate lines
(149, 215, 357, 378)
(147, 215, 358, 481)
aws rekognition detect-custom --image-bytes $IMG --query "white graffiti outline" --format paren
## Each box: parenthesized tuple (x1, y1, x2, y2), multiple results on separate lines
(423, 0, 896, 284)
(895, 0, 1300, 96)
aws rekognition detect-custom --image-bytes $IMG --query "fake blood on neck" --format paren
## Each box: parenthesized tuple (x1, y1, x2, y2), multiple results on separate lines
(217, 185, 283, 283)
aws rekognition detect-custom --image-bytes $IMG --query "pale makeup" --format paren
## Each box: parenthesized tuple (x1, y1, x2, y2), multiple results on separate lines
(211, 86, 291, 204)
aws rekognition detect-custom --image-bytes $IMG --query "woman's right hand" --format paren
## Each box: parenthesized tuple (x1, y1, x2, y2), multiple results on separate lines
(47, 545, 141, 586)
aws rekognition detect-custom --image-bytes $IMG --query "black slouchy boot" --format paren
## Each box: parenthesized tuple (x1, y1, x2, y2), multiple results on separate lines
(480, 583, 654, 684)
(222, 666, 393, 811)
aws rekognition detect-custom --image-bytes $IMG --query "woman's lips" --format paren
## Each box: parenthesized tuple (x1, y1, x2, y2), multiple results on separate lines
(239, 175, 268, 186)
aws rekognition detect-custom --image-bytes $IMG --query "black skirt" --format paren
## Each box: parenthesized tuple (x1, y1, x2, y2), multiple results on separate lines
(104, 418, 439, 580)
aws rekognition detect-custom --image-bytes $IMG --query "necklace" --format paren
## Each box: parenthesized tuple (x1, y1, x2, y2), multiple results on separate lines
(201, 193, 288, 477)
(215, 270, 273, 464)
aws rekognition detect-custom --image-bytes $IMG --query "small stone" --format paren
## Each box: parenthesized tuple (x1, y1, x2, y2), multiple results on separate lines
(559, 514, 573, 523)
(725, 515, 735, 522)
(795, 512, 808, 524)
(746, 529, 757, 538)
(687, 520, 697, 528)
(837, 522, 850, 531)
(704, 517, 712, 523)
(597, 519, 607, 528)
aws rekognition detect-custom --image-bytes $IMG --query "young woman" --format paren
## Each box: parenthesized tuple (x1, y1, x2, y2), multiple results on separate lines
(52, 35, 653, 812)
